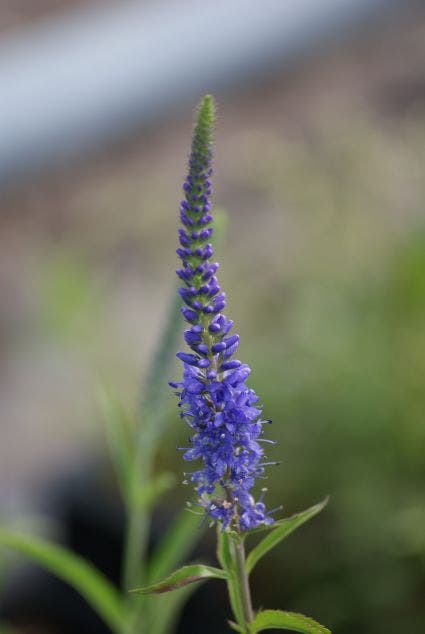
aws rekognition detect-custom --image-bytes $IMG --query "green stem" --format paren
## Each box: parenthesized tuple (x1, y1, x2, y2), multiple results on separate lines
(228, 535, 254, 633)
(121, 426, 155, 634)
(121, 446, 151, 592)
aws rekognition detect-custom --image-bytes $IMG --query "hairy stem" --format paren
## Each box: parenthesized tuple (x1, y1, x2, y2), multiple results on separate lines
(229, 535, 254, 632)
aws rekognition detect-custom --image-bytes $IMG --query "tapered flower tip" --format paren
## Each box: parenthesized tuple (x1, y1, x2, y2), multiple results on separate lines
(193, 95, 215, 145)
(197, 94, 215, 124)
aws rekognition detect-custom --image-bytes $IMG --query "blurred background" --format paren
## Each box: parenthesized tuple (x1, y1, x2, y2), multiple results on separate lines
(0, 0, 425, 632)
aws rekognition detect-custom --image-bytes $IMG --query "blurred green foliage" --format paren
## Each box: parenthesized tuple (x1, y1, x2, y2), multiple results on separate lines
(245, 227, 425, 634)
(38, 251, 102, 342)
(163, 121, 425, 632)
(2, 113, 424, 633)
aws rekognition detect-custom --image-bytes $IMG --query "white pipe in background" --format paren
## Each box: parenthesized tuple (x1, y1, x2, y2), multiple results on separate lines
(0, 0, 409, 184)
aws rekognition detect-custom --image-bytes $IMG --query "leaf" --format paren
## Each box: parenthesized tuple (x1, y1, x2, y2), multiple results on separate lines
(121, 288, 192, 594)
(38, 252, 101, 342)
(216, 529, 245, 628)
(97, 383, 133, 502)
(133, 472, 176, 510)
(0, 528, 125, 633)
(216, 527, 234, 571)
(131, 564, 228, 594)
(246, 498, 328, 574)
(142, 291, 182, 425)
(148, 511, 202, 583)
(249, 610, 331, 633)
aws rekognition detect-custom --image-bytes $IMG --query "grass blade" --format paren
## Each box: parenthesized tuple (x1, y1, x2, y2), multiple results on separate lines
(0, 528, 125, 633)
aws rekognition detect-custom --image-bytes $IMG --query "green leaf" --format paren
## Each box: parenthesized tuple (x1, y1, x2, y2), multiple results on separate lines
(122, 287, 191, 594)
(38, 251, 101, 342)
(249, 610, 331, 633)
(97, 383, 133, 502)
(0, 528, 125, 633)
(148, 511, 202, 583)
(131, 564, 228, 594)
(216, 530, 246, 628)
(216, 527, 234, 571)
(246, 498, 329, 574)
(142, 292, 182, 426)
(132, 472, 176, 510)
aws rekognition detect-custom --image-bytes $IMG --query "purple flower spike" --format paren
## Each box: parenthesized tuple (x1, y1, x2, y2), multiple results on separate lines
(171, 95, 275, 532)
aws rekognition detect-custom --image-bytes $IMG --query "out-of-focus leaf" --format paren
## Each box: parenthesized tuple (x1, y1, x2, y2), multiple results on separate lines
(246, 498, 328, 574)
(0, 528, 125, 633)
(142, 292, 182, 426)
(133, 472, 176, 510)
(38, 252, 101, 342)
(131, 564, 228, 595)
(148, 511, 202, 583)
(123, 267, 203, 594)
(245, 610, 331, 633)
(0, 625, 18, 634)
(97, 383, 133, 502)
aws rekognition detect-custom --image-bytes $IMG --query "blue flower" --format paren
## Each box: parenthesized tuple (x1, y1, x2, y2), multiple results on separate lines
(171, 96, 277, 531)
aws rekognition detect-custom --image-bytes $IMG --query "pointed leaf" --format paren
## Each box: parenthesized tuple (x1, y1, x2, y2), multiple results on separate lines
(246, 498, 328, 574)
(0, 528, 124, 633)
(250, 610, 331, 633)
(131, 564, 228, 594)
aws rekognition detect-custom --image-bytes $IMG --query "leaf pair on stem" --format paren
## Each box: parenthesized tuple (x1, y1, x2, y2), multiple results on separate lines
(132, 498, 331, 633)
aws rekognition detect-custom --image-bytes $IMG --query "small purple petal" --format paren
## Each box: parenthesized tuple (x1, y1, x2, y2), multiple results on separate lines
(220, 360, 241, 370)
(176, 352, 199, 366)
(211, 342, 226, 353)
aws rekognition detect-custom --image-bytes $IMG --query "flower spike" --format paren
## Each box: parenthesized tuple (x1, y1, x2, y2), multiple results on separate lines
(171, 95, 276, 531)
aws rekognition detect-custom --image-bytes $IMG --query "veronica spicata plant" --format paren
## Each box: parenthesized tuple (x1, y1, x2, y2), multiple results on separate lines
(133, 96, 331, 633)
(0, 95, 330, 634)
